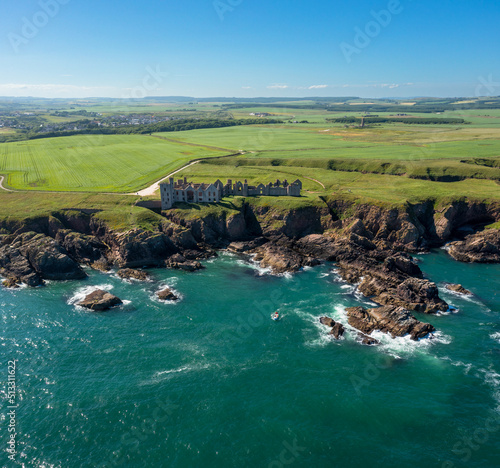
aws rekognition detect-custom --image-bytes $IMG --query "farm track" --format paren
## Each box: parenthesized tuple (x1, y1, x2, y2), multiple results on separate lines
(0, 176, 14, 192)
(134, 161, 201, 197)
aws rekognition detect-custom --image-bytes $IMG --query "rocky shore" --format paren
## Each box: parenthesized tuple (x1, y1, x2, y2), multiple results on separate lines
(1, 198, 498, 343)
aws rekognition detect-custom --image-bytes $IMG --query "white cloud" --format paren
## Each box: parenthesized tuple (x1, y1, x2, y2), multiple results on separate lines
(241, 86, 253, 89)
(0, 83, 117, 98)
(339, 82, 414, 89)
(308, 84, 328, 89)
(267, 84, 289, 89)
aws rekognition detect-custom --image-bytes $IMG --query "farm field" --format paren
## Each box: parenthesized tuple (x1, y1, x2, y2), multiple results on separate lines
(0, 134, 231, 192)
(157, 123, 500, 205)
(0, 105, 499, 209)
(155, 124, 500, 160)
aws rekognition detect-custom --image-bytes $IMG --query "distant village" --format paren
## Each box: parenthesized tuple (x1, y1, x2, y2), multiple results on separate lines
(0, 111, 179, 133)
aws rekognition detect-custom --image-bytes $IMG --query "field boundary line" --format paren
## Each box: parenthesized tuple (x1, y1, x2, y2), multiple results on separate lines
(150, 134, 235, 152)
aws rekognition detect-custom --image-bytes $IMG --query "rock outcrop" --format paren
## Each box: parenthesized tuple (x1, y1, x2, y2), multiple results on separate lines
(55, 230, 107, 264)
(0, 232, 86, 286)
(117, 268, 150, 281)
(448, 229, 500, 263)
(2, 277, 21, 289)
(445, 283, 472, 295)
(157, 288, 179, 301)
(346, 305, 435, 341)
(109, 229, 178, 268)
(319, 317, 345, 340)
(165, 253, 204, 272)
(251, 240, 320, 274)
(77, 289, 123, 311)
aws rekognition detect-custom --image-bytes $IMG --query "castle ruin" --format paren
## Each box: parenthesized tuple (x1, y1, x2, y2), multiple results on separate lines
(160, 177, 302, 210)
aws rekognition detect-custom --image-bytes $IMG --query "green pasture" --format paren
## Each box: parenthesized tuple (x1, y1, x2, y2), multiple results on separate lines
(0, 134, 229, 192)
(156, 125, 500, 160)
(177, 161, 500, 206)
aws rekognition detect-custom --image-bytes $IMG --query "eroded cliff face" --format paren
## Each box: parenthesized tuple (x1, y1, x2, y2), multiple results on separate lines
(164, 199, 499, 252)
(0, 199, 498, 290)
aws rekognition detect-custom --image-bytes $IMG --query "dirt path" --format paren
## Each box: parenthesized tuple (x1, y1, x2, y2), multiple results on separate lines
(133, 161, 201, 197)
(304, 177, 325, 189)
(0, 176, 14, 192)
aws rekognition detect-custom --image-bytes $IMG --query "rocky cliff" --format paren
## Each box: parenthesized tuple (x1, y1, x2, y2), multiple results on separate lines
(1, 200, 498, 296)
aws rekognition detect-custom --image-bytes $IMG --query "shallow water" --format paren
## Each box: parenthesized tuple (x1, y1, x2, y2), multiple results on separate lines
(1, 250, 499, 467)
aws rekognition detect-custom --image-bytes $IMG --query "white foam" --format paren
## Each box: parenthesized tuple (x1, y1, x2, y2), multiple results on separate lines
(236, 257, 272, 277)
(368, 330, 451, 359)
(144, 363, 212, 384)
(68, 284, 114, 306)
(329, 304, 451, 358)
(491, 332, 500, 344)
(435, 306, 460, 316)
(296, 304, 351, 348)
(476, 367, 500, 411)
(151, 283, 183, 304)
(440, 357, 473, 374)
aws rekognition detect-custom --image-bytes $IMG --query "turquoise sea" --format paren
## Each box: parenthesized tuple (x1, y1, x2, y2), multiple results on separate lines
(1, 250, 500, 468)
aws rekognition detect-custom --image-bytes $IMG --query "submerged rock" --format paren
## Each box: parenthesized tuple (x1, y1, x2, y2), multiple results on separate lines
(445, 283, 472, 295)
(77, 289, 123, 311)
(357, 332, 380, 346)
(157, 288, 179, 301)
(117, 268, 150, 281)
(346, 305, 435, 341)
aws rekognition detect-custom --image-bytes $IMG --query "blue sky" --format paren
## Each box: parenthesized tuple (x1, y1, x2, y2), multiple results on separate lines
(1, 0, 499, 98)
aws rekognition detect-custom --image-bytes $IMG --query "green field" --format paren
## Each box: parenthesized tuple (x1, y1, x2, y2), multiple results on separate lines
(1, 98, 500, 221)
(157, 123, 500, 205)
(0, 134, 231, 192)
